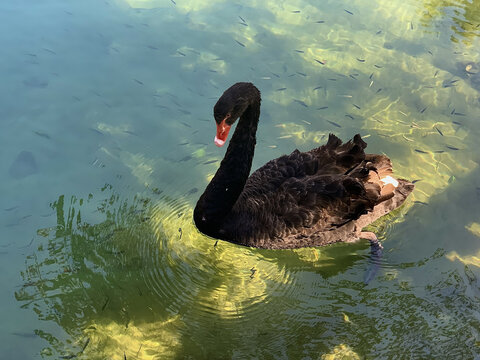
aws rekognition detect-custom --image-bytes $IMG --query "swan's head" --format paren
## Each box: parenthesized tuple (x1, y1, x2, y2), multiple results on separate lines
(213, 82, 259, 147)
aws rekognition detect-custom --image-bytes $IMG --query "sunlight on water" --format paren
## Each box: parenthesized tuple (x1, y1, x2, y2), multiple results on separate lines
(1, 0, 480, 358)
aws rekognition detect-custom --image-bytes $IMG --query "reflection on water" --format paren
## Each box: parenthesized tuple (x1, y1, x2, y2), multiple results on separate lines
(14, 180, 480, 358)
(2, 0, 480, 357)
(419, 0, 480, 44)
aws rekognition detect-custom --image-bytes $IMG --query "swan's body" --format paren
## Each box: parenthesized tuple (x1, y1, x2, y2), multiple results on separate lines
(194, 83, 414, 250)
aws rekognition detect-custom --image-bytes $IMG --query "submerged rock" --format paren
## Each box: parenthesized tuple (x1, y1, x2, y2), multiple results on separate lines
(9, 151, 38, 179)
(455, 61, 480, 90)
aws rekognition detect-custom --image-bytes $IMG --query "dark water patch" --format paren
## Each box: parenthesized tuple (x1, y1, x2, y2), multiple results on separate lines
(9, 151, 38, 179)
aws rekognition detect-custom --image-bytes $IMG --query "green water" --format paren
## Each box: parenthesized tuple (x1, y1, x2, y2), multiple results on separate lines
(2, 0, 480, 358)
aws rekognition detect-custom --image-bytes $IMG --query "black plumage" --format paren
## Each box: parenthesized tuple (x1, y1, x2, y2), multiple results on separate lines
(194, 82, 414, 249)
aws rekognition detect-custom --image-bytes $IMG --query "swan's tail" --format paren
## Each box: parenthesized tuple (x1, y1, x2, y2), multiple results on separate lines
(320, 133, 414, 220)
(353, 153, 414, 228)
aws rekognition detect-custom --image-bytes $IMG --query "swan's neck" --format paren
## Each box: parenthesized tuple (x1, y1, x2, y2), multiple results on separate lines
(194, 99, 260, 237)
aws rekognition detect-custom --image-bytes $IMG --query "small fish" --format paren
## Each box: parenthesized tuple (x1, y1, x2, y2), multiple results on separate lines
(271, 72, 280, 78)
(414, 201, 428, 205)
(180, 122, 192, 128)
(250, 267, 257, 278)
(179, 228, 182, 239)
(434, 150, 445, 153)
(399, 110, 408, 116)
(268, 145, 278, 148)
(434, 70, 439, 77)
(235, 40, 245, 47)
(356, 58, 365, 62)
(435, 126, 443, 136)
(123, 130, 137, 136)
(349, 74, 357, 80)
(294, 99, 308, 107)
(294, 50, 304, 53)
(316, 20, 325, 23)
(89, 128, 104, 136)
(412, 179, 422, 184)
(314, 59, 325, 65)
(415, 149, 427, 154)
(179, 155, 192, 162)
(376, 30, 382, 35)
(302, 120, 311, 125)
(410, 22, 414, 30)
(277, 135, 293, 139)
(178, 142, 189, 146)
(291, 10, 301, 13)
(147, 45, 158, 50)
(101, 296, 110, 311)
(402, 133, 413, 142)
(296, 72, 307, 77)
(353, 104, 361, 109)
(170, 0, 176, 4)
(327, 120, 342, 128)
(452, 121, 462, 125)
(203, 160, 218, 165)
(317, 106, 328, 110)
(344, 9, 354, 15)
(33, 131, 50, 139)
(313, 86, 322, 90)
(214, 240, 218, 248)
(238, 16, 246, 23)
(345, 114, 354, 120)
(454, 112, 465, 116)
(42, 48, 56, 55)
(81, 338, 91, 353)
(339, 94, 353, 98)
(420, 106, 427, 113)
(4, 206, 19, 211)
(374, 64, 383, 68)
(133, 79, 144, 85)
(275, 87, 287, 91)
(376, 88, 382, 93)
(450, 108, 455, 115)
(369, 73, 374, 79)
(238, 22, 248, 27)
(446, 145, 460, 150)
(328, 78, 337, 81)
(427, 50, 433, 56)
(177, 51, 186, 56)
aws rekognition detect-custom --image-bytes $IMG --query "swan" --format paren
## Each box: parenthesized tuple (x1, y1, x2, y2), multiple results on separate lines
(194, 82, 414, 258)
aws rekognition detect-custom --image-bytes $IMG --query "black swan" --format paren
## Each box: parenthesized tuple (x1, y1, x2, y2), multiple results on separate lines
(194, 82, 414, 256)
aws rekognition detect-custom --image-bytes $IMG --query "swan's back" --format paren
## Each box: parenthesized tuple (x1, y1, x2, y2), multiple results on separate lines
(222, 134, 414, 248)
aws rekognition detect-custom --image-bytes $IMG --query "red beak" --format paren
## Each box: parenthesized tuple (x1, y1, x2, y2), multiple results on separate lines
(214, 118, 231, 147)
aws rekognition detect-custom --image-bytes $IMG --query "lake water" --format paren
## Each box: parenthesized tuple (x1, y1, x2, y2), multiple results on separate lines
(2, 0, 480, 358)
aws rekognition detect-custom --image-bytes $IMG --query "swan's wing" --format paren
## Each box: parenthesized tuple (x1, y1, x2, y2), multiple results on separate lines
(243, 133, 369, 197)
(268, 174, 381, 231)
